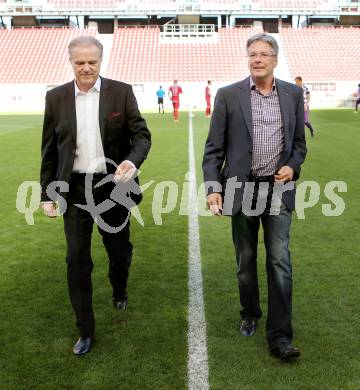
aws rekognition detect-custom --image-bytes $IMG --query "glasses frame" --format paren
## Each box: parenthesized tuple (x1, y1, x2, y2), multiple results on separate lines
(247, 52, 277, 60)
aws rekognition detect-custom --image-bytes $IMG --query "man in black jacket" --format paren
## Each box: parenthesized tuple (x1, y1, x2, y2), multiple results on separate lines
(40, 36, 151, 355)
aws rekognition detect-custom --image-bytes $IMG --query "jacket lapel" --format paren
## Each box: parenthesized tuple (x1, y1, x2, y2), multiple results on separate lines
(276, 79, 290, 147)
(99, 77, 111, 145)
(237, 77, 253, 140)
(64, 82, 77, 144)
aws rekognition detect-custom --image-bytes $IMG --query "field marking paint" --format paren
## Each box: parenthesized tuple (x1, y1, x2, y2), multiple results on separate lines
(187, 110, 209, 390)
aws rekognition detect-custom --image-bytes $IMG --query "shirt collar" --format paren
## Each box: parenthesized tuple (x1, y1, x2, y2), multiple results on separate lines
(74, 77, 101, 96)
(250, 77, 276, 91)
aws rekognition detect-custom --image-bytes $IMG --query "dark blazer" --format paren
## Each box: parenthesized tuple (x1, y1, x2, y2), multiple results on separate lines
(202, 76, 307, 215)
(40, 77, 151, 202)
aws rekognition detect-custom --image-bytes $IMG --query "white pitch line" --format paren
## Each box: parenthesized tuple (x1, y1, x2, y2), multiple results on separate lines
(187, 110, 209, 390)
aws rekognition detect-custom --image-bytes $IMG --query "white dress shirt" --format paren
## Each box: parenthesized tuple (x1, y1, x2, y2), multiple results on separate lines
(73, 77, 107, 173)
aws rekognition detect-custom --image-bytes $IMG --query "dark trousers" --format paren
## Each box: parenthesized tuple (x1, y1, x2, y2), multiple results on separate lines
(231, 181, 293, 348)
(63, 174, 132, 338)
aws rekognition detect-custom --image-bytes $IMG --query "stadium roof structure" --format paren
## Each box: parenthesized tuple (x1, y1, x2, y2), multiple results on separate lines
(1, 0, 360, 17)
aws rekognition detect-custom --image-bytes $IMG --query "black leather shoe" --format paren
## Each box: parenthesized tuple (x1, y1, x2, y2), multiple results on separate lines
(270, 343, 300, 361)
(240, 319, 257, 337)
(113, 296, 128, 311)
(73, 337, 94, 356)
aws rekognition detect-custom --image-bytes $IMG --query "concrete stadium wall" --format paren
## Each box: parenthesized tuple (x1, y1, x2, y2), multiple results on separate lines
(0, 84, 47, 113)
(306, 81, 358, 109)
(0, 80, 358, 113)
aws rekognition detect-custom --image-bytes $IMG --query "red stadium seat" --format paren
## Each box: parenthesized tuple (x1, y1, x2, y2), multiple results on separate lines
(0, 28, 96, 83)
(280, 26, 360, 81)
(1, 25, 359, 84)
(107, 26, 257, 82)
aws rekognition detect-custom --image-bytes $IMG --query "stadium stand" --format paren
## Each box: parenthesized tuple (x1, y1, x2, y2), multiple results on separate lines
(48, 0, 118, 9)
(0, 28, 96, 83)
(139, 0, 176, 3)
(47, 0, 177, 8)
(107, 26, 256, 82)
(201, 0, 330, 9)
(0, 0, 359, 111)
(253, 0, 319, 9)
(202, 0, 237, 3)
(280, 26, 360, 81)
(1, 26, 359, 84)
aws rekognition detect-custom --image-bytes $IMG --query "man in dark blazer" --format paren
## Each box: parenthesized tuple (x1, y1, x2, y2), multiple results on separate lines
(202, 33, 307, 360)
(40, 36, 151, 355)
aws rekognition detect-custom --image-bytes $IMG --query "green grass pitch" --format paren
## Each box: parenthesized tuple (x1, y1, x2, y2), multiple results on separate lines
(0, 110, 359, 389)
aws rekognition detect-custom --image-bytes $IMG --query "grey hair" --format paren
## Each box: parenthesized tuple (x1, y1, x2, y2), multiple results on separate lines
(246, 33, 279, 56)
(68, 36, 103, 58)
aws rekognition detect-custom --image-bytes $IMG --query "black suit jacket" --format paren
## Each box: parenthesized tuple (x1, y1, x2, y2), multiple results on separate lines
(40, 77, 151, 202)
(202, 76, 307, 215)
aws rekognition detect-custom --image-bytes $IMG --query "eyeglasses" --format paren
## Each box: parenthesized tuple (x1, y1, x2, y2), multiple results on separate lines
(247, 52, 277, 60)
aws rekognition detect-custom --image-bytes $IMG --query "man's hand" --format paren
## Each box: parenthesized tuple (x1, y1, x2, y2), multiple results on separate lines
(42, 202, 57, 218)
(275, 166, 294, 183)
(114, 161, 137, 183)
(207, 192, 223, 216)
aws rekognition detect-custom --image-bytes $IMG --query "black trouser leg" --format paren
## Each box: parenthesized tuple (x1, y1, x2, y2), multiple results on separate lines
(64, 179, 95, 338)
(63, 174, 135, 335)
(94, 182, 133, 301)
(97, 207, 133, 300)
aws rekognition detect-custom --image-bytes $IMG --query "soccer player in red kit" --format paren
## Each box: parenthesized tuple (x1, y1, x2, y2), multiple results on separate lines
(205, 80, 212, 117)
(168, 80, 183, 121)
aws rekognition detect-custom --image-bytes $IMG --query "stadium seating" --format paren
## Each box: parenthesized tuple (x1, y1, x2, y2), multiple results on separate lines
(48, 0, 118, 9)
(107, 27, 257, 82)
(252, 0, 328, 10)
(202, 0, 237, 3)
(139, 0, 175, 3)
(1, 26, 359, 84)
(0, 28, 96, 83)
(280, 27, 360, 81)
(47, 0, 177, 8)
